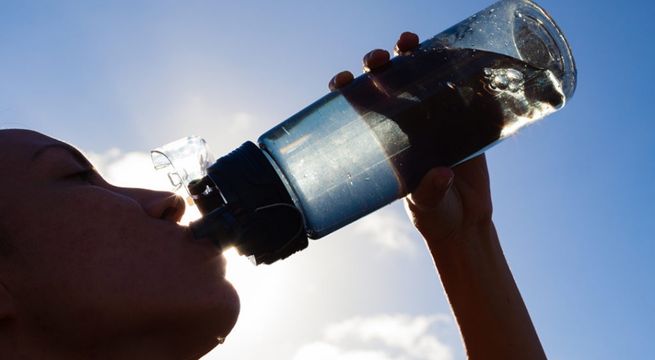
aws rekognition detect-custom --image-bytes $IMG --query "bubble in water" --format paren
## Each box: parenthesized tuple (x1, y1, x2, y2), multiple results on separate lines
(484, 67, 524, 92)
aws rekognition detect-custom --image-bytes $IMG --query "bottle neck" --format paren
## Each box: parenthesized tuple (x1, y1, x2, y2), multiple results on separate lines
(189, 141, 308, 265)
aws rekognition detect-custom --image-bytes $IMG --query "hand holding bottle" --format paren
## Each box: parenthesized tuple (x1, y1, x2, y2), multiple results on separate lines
(328, 32, 494, 250)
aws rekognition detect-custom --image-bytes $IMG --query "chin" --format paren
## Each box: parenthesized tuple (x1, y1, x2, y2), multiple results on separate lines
(217, 279, 241, 338)
(169, 281, 240, 359)
(196, 277, 241, 339)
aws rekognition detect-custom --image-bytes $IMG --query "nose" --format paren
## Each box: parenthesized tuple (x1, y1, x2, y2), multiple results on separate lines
(150, 191, 186, 222)
(124, 188, 187, 222)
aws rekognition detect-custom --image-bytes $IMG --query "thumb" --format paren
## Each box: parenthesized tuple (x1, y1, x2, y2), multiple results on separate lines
(406, 167, 454, 211)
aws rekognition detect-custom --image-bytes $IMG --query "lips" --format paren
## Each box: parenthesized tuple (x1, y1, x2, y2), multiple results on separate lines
(176, 223, 228, 277)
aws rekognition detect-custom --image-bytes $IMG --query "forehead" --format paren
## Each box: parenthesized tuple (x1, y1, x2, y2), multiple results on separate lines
(0, 129, 65, 161)
(0, 130, 65, 210)
(0, 129, 72, 179)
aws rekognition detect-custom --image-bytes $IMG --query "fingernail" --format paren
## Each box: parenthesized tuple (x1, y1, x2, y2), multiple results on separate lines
(363, 52, 374, 70)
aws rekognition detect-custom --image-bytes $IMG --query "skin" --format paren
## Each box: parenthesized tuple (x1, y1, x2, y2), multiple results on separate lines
(0, 130, 239, 359)
(330, 32, 547, 359)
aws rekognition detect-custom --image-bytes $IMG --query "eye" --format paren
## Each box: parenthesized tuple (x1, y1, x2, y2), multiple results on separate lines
(66, 168, 99, 184)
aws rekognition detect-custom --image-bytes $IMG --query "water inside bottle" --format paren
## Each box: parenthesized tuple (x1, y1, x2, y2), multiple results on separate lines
(259, 46, 565, 238)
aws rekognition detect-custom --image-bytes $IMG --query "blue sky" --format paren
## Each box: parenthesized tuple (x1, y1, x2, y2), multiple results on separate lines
(2, 0, 654, 359)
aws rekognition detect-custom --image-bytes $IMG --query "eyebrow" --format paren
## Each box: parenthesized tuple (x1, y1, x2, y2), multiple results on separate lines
(31, 143, 93, 168)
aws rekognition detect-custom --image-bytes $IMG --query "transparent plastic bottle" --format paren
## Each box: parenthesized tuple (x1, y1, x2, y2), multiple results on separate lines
(258, 0, 575, 238)
(153, 0, 576, 264)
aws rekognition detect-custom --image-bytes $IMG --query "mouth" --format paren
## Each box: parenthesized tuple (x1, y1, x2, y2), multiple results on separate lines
(176, 223, 229, 277)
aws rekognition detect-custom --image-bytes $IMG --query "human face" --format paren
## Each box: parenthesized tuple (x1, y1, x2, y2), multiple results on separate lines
(0, 130, 239, 358)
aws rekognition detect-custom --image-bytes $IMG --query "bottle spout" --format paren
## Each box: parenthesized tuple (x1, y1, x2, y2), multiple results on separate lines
(151, 136, 215, 191)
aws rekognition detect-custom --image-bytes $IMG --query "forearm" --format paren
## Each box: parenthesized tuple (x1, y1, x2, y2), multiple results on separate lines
(427, 221, 546, 360)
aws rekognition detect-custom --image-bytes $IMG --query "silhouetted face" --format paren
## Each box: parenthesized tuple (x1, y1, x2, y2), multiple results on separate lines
(0, 129, 239, 357)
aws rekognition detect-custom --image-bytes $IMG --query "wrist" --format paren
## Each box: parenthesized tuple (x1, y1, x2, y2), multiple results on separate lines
(424, 217, 496, 258)
(425, 219, 547, 359)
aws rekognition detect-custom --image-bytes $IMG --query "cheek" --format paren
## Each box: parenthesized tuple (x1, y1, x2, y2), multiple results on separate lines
(11, 188, 149, 297)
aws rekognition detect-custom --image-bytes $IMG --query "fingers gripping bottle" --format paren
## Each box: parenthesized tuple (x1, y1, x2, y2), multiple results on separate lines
(152, 0, 576, 265)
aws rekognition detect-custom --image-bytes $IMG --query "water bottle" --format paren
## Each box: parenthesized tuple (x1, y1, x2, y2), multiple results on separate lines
(152, 0, 576, 265)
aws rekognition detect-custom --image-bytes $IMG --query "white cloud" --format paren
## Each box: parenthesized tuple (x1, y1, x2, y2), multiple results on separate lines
(351, 206, 419, 256)
(293, 342, 397, 360)
(293, 314, 455, 360)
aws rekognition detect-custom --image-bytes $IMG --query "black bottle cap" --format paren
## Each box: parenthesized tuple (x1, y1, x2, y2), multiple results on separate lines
(190, 141, 308, 265)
